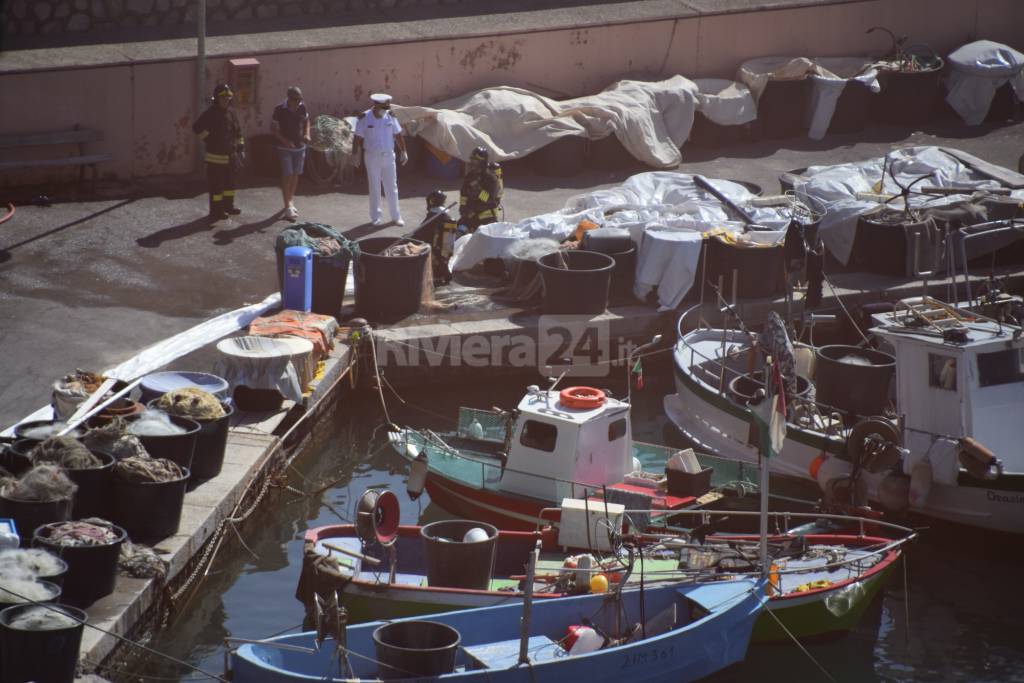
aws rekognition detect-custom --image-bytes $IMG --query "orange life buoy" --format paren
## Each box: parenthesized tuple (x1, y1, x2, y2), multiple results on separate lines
(808, 453, 826, 481)
(559, 386, 606, 409)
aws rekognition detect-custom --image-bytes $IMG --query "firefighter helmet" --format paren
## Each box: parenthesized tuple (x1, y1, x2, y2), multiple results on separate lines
(470, 146, 489, 163)
(213, 83, 234, 99)
(426, 190, 447, 208)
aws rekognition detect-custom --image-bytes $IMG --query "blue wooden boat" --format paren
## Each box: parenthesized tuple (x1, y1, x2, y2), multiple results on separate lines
(230, 577, 766, 682)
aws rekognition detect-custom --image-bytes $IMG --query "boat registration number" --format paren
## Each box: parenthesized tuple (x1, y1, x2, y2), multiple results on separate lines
(621, 645, 674, 668)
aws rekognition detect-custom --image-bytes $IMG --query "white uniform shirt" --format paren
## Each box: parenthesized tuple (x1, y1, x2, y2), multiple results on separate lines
(355, 109, 402, 152)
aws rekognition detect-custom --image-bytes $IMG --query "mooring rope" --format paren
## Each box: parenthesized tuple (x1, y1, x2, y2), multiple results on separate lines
(762, 605, 838, 683)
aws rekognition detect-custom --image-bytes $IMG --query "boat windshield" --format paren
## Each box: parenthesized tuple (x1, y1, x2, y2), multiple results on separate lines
(977, 348, 1024, 388)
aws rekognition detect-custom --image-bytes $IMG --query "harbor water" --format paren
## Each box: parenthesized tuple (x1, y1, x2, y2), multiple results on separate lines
(131, 367, 1024, 682)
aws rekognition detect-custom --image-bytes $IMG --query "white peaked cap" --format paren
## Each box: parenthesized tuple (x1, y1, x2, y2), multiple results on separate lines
(370, 93, 393, 104)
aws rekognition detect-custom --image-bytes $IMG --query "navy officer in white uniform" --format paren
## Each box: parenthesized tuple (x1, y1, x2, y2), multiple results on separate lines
(353, 93, 408, 226)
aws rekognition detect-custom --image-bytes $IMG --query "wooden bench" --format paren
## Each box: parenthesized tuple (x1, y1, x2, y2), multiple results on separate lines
(0, 125, 112, 192)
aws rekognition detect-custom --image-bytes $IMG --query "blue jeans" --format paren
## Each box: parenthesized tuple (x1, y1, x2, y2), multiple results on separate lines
(277, 145, 306, 176)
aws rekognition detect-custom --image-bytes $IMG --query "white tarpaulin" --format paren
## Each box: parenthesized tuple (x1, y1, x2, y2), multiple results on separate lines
(738, 56, 880, 140)
(793, 146, 1024, 265)
(451, 172, 794, 309)
(693, 79, 757, 126)
(946, 40, 1024, 126)
(395, 77, 700, 169)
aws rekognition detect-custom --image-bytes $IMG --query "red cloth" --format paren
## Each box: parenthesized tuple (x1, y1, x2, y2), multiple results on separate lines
(248, 310, 336, 358)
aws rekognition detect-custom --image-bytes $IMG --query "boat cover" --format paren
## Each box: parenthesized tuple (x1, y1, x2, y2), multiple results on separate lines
(946, 40, 1024, 125)
(693, 79, 757, 127)
(793, 146, 1024, 265)
(451, 172, 791, 309)
(738, 56, 880, 140)
(395, 77, 700, 169)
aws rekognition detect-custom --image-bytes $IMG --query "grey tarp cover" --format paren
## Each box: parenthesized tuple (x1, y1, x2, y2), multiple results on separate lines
(946, 40, 1024, 125)
(395, 77, 700, 169)
(793, 146, 1024, 265)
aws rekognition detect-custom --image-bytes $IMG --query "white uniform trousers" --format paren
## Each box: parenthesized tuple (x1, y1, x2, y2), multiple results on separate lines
(365, 148, 401, 222)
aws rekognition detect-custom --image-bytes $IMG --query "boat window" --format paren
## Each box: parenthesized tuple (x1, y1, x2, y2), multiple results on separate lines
(520, 420, 558, 452)
(977, 349, 1024, 388)
(928, 354, 957, 391)
(608, 418, 627, 442)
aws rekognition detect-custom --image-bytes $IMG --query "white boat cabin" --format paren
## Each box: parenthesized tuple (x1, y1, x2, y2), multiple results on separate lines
(871, 299, 1024, 483)
(498, 387, 633, 502)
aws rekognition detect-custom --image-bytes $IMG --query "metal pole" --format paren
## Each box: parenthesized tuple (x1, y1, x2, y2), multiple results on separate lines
(759, 363, 771, 580)
(195, 0, 207, 173)
(518, 541, 540, 666)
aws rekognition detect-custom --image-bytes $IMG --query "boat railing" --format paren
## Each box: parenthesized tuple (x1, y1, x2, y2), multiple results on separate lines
(534, 506, 916, 578)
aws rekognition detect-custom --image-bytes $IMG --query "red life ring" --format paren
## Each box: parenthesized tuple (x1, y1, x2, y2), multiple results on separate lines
(559, 386, 606, 409)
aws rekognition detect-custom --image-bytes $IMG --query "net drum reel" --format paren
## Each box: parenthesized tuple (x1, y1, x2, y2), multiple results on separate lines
(356, 488, 401, 583)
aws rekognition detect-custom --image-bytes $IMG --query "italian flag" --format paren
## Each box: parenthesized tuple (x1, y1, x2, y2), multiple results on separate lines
(750, 362, 787, 458)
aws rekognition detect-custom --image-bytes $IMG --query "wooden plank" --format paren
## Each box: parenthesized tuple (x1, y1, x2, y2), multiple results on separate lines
(0, 154, 112, 169)
(0, 129, 103, 147)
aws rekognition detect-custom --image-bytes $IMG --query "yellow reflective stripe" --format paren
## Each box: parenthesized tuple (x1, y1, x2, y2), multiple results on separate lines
(459, 197, 467, 205)
(212, 193, 224, 201)
(205, 153, 229, 164)
(478, 209, 495, 219)
(478, 190, 490, 202)
(197, 130, 209, 140)
(223, 190, 236, 197)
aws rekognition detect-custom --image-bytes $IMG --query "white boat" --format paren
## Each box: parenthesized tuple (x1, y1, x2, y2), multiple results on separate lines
(666, 296, 1024, 534)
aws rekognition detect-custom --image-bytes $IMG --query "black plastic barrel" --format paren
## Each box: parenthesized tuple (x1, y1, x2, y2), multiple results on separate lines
(147, 400, 234, 481)
(704, 236, 785, 300)
(421, 520, 498, 590)
(0, 602, 86, 683)
(729, 371, 813, 404)
(0, 441, 32, 477)
(529, 136, 588, 177)
(372, 620, 461, 680)
(851, 216, 926, 276)
(275, 248, 351, 318)
(0, 496, 72, 547)
(689, 111, 747, 148)
(828, 80, 875, 134)
(872, 67, 943, 126)
(609, 246, 637, 298)
(354, 237, 430, 322)
(109, 467, 190, 540)
(12, 421, 84, 443)
(537, 250, 615, 315)
(64, 450, 114, 520)
(778, 167, 809, 194)
(815, 345, 895, 425)
(125, 414, 201, 470)
(33, 522, 126, 608)
(756, 79, 811, 139)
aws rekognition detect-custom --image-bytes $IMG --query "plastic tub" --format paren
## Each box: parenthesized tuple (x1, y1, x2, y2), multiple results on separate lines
(420, 520, 498, 590)
(424, 141, 463, 180)
(187, 401, 235, 481)
(33, 521, 126, 608)
(609, 245, 637, 298)
(0, 496, 72, 547)
(373, 620, 461, 680)
(12, 420, 85, 443)
(872, 66, 943, 126)
(138, 371, 230, 405)
(64, 450, 115, 520)
(529, 136, 587, 177)
(704, 236, 785, 300)
(757, 79, 811, 139)
(0, 602, 86, 683)
(729, 371, 813, 404)
(0, 442, 32, 477)
(125, 413, 201, 470)
(354, 237, 430, 322)
(275, 245, 352, 318)
(109, 467, 191, 540)
(815, 346, 895, 425)
(537, 250, 615, 315)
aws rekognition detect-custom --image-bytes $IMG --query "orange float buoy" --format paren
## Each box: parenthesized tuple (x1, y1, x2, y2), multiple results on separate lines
(808, 453, 826, 481)
(559, 386, 606, 409)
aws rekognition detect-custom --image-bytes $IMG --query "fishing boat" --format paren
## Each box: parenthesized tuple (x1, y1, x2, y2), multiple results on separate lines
(296, 510, 913, 642)
(231, 571, 766, 682)
(388, 383, 818, 532)
(666, 296, 1024, 534)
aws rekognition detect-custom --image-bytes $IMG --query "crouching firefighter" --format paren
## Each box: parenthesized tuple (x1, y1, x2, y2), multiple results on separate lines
(459, 146, 503, 233)
(193, 83, 245, 221)
(412, 190, 459, 284)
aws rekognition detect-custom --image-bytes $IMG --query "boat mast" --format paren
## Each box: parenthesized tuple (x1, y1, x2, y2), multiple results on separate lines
(518, 541, 541, 666)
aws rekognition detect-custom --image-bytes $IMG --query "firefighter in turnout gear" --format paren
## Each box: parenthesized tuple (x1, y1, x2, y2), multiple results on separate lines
(459, 146, 503, 233)
(193, 83, 245, 221)
(412, 190, 459, 285)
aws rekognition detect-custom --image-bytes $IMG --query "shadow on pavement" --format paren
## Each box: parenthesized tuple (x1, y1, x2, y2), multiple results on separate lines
(2, 198, 136, 254)
(343, 221, 396, 241)
(136, 216, 213, 247)
(213, 213, 284, 245)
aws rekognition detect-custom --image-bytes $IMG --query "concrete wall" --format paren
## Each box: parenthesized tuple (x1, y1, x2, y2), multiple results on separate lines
(3, 0, 1023, 185)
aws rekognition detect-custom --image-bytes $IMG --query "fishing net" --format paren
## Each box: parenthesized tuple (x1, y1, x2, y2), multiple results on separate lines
(0, 464, 77, 502)
(309, 114, 354, 154)
(119, 540, 169, 579)
(7, 606, 80, 630)
(152, 388, 225, 421)
(112, 455, 183, 483)
(0, 575, 60, 605)
(0, 549, 66, 578)
(43, 519, 119, 546)
(29, 436, 101, 469)
(82, 417, 149, 460)
(128, 409, 187, 436)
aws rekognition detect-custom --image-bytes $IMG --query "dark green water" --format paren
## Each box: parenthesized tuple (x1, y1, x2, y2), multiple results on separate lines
(129, 369, 1024, 683)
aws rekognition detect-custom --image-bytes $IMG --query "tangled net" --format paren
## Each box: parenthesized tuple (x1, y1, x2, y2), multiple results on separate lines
(112, 456, 183, 483)
(309, 114, 354, 153)
(0, 465, 77, 503)
(29, 436, 101, 469)
(153, 388, 225, 421)
(82, 417, 149, 460)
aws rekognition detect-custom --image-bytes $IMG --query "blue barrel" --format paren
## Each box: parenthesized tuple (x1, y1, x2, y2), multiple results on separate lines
(282, 246, 313, 312)
(424, 142, 463, 180)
